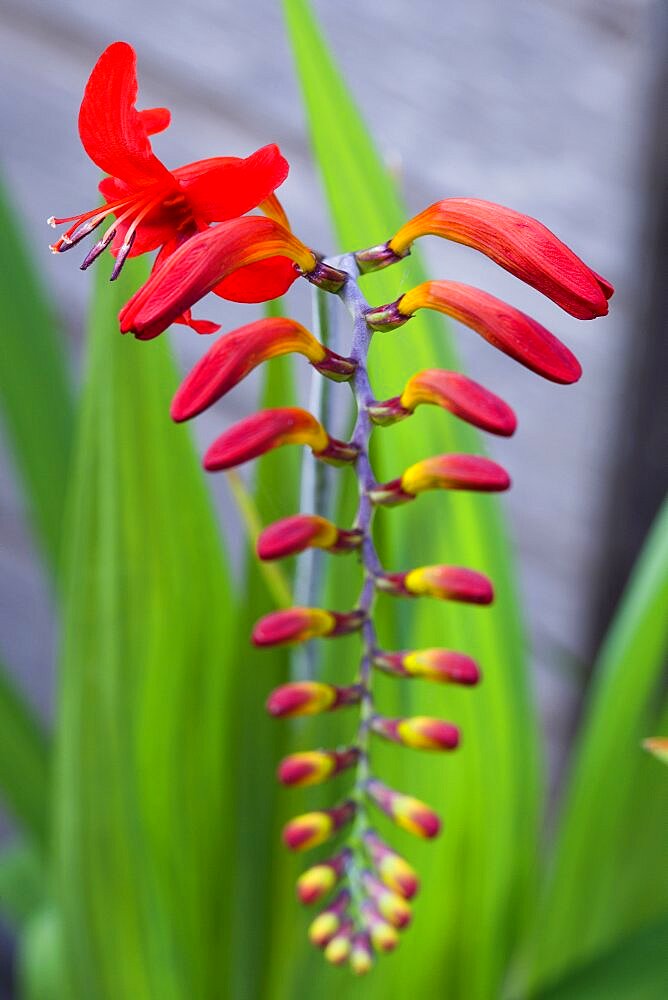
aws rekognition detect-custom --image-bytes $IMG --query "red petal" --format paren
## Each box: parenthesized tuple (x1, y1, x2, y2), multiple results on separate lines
(139, 107, 171, 135)
(390, 199, 612, 318)
(119, 217, 314, 340)
(400, 281, 582, 384)
(173, 310, 220, 336)
(78, 42, 173, 187)
(175, 144, 289, 223)
(213, 257, 299, 303)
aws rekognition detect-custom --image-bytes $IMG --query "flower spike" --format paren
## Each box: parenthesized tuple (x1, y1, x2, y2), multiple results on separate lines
(379, 565, 494, 604)
(171, 317, 355, 422)
(370, 715, 460, 751)
(386, 198, 612, 318)
(203, 407, 358, 472)
(296, 850, 352, 905)
(369, 368, 517, 435)
(373, 649, 481, 686)
(283, 802, 356, 852)
(266, 682, 362, 717)
(257, 514, 362, 561)
(277, 748, 360, 787)
(56, 43, 614, 977)
(366, 281, 582, 384)
(366, 780, 441, 839)
(370, 454, 510, 505)
(252, 608, 364, 647)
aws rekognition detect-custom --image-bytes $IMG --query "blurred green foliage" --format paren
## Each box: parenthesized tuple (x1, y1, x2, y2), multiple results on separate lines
(0, 2, 665, 996)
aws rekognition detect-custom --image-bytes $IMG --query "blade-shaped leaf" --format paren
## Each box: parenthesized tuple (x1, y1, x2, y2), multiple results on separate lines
(532, 915, 668, 1000)
(0, 657, 49, 848)
(530, 498, 668, 987)
(55, 257, 237, 999)
(0, 176, 75, 579)
(281, 3, 540, 997)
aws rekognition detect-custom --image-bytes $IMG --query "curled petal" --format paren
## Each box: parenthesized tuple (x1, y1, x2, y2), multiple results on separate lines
(139, 106, 171, 135)
(203, 408, 358, 472)
(171, 318, 352, 422)
(266, 682, 361, 718)
(78, 41, 173, 187)
(368, 281, 582, 384)
(296, 849, 351, 905)
(173, 144, 289, 223)
(370, 453, 510, 505)
(361, 872, 412, 929)
(308, 890, 351, 946)
(370, 369, 517, 436)
(388, 198, 612, 318)
(371, 715, 460, 751)
(363, 831, 420, 899)
(379, 565, 494, 604)
(374, 649, 481, 686)
(350, 933, 374, 976)
(257, 514, 362, 560)
(283, 802, 355, 852)
(278, 747, 360, 786)
(119, 217, 317, 340)
(253, 608, 364, 647)
(366, 779, 441, 839)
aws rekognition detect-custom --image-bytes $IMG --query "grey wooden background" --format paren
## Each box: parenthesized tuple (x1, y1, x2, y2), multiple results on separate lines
(0, 0, 664, 835)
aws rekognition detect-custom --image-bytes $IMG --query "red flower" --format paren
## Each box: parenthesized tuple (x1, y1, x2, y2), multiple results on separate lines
(49, 41, 291, 331)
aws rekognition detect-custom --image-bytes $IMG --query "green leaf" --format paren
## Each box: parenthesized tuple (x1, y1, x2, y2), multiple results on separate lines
(533, 915, 668, 1000)
(531, 498, 668, 987)
(54, 257, 237, 999)
(0, 658, 49, 848)
(0, 175, 75, 579)
(0, 841, 46, 928)
(281, 4, 540, 998)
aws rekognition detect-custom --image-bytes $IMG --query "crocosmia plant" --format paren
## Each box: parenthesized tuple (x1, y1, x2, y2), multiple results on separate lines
(46, 37, 618, 976)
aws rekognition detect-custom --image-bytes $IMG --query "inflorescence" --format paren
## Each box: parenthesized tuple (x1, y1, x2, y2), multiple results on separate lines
(50, 41, 613, 976)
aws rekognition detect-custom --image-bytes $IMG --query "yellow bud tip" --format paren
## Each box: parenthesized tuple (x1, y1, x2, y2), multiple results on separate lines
(324, 935, 351, 965)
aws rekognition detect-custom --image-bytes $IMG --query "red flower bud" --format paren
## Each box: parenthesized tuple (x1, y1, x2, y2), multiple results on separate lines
(379, 565, 494, 604)
(360, 902, 399, 952)
(368, 281, 582, 384)
(119, 216, 317, 340)
(296, 849, 351, 905)
(203, 407, 358, 472)
(371, 715, 460, 751)
(360, 871, 412, 928)
(366, 779, 441, 839)
(252, 607, 364, 647)
(350, 933, 374, 976)
(370, 453, 510, 505)
(308, 889, 351, 945)
(266, 682, 362, 718)
(369, 369, 517, 436)
(283, 801, 356, 852)
(363, 831, 420, 899)
(387, 198, 612, 319)
(171, 318, 355, 422)
(256, 514, 362, 561)
(374, 649, 481, 686)
(278, 747, 359, 786)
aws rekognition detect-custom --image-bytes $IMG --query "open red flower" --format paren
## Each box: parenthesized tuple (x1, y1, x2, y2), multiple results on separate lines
(49, 41, 291, 331)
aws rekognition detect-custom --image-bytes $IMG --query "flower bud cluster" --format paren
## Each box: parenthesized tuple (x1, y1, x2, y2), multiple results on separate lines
(52, 42, 612, 976)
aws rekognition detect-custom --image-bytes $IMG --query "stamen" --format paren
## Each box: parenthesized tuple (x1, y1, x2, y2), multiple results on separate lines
(80, 226, 117, 270)
(110, 231, 136, 280)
